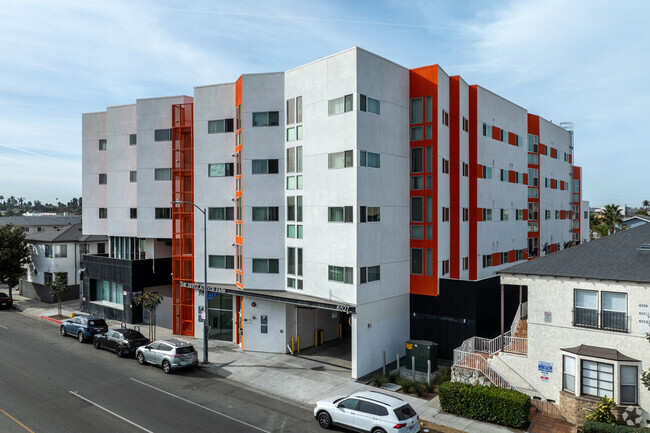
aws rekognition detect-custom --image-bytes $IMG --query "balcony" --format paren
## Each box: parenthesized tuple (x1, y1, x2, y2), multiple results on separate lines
(573, 308, 629, 332)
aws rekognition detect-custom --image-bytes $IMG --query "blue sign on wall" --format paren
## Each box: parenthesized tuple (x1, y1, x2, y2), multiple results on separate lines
(208, 292, 218, 300)
(538, 361, 553, 374)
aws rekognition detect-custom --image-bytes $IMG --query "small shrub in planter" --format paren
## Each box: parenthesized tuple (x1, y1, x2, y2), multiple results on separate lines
(582, 420, 650, 432)
(369, 374, 389, 387)
(438, 381, 530, 429)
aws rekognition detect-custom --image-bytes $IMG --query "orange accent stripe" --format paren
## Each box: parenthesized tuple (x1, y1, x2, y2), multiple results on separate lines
(235, 77, 243, 288)
(449, 76, 460, 279)
(469, 86, 478, 280)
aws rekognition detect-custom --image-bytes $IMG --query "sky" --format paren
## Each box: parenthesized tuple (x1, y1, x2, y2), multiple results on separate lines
(1, 0, 648, 208)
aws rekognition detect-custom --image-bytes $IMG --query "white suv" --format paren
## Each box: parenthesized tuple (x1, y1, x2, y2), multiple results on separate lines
(314, 390, 420, 433)
(135, 338, 198, 374)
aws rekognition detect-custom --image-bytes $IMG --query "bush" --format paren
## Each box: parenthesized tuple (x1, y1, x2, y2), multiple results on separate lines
(586, 397, 617, 425)
(369, 374, 389, 387)
(438, 381, 530, 429)
(434, 367, 451, 385)
(397, 377, 417, 394)
(582, 420, 650, 432)
(387, 371, 400, 384)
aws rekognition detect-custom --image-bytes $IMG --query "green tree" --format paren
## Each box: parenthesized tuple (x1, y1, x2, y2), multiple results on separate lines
(601, 204, 623, 235)
(134, 292, 164, 341)
(47, 272, 70, 317)
(0, 224, 31, 300)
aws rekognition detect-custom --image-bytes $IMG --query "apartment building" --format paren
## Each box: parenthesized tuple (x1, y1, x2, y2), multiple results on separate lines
(81, 47, 586, 378)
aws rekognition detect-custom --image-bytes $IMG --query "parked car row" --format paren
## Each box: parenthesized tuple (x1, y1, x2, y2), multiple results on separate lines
(0, 293, 13, 310)
(59, 315, 198, 374)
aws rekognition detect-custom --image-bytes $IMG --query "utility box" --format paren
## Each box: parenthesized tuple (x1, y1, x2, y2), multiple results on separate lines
(405, 340, 438, 372)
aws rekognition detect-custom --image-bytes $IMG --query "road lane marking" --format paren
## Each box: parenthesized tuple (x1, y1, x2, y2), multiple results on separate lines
(69, 391, 153, 433)
(1, 409, 36, 433)
(0, 324, 8, 329)
(130, 378, 271, 433)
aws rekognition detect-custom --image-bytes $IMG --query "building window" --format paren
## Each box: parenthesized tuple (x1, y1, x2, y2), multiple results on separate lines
(252, 259, 279, 274)
(208, 118, 234, 133)
(154, 208, 171, 219)
(582, 360, 614, 398)
(462, 117, 469, 132)
(154, 129, 171, 141)
(411, 148, 423, 173)
(209, 255, 234, 269)
(463, 257, 469, 270)
(601, 292, 627, 331)
(252, 207, 279, 221)
(252, 159, 279, 174)
(98, 173, 107, 184)
(563, 355, 576, 394)
(463, 208, 469, 221)
(328, 94, 353, 116)
(442, 207, 449, 222)
(441, 109, 449, 126)
(441, 159, 449, 174)
(91, 279, 123, 304)
(574, 289, 598, 328)
(358, 151, 380, 168)
(130, 208, 137, 219)
(411, 197, 423, 222)
(411, 248, 423, 274)
(442, 260, 449, 275)
(208, 207, 234, 221)
(208, 163, 234, 177)
(482, 255, 492, 268)
(410, 176, 423, 190)
(620, 365, 638, 404)
(252, 111, 279, 127)
(411, 126, 423, 141)
(360, 265, 380, 283)
(500, 209, 509, 221)
(462, 162, 468, 177)
(482, 123, 490, 136)
(328, 266, 352, 284)
(328, 206, 353, 223)
(482, 208, 492, 221)
(410, 98, 423, 124)
(99, 208, 107, 219)
(98, 139, 107, 150)
(359, 94, 380, 115)
(54, 245, 67, 258)
(129, 171, 137, 183)
(500, 252, 508, 264)
(154, 168, 172, 181)
(328, 150, 353, 169)
(516, 250, 523, 261)
(129, 134, 137, 145)
(44, 271, 53, 285)
(481, 166, 492, 179)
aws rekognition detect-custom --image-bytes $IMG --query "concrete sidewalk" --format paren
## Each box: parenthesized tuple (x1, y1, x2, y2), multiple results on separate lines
(11, 294, 521, 433)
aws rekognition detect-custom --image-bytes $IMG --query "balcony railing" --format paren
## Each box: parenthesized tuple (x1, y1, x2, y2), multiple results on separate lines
(573, 308, 629, 332)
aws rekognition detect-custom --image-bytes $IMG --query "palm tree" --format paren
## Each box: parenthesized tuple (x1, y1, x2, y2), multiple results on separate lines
(643, 200, 649, 213)
(601, 204, 623, 235)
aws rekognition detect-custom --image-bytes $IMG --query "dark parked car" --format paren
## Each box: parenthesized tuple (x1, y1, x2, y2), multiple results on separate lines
(0, 293, 12, 310)
(60, 315, 108, 342)
(93, 328, 150, 357)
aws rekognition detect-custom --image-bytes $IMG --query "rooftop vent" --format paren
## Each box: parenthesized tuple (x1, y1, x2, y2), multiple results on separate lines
(639, 244, 650, 251)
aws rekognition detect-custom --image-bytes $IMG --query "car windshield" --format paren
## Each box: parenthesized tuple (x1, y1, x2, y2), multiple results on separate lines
(175, 346, 195, 354)
(121, 330, 145, 339)
(88, 319, 107, 327)
(394, 404, 417, 420)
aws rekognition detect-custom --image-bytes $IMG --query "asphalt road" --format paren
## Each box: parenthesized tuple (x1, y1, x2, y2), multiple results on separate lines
(0, 309, 326, 433)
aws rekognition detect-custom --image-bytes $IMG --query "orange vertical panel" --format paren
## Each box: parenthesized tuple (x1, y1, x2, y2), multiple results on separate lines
(235, 77, 244, 288)
(492, 126, 499, 140)
(492, 252, 500, 266)
(508, 250, 516, 263)
(449, 76, 461, 279)
(469, 86, 478, 280)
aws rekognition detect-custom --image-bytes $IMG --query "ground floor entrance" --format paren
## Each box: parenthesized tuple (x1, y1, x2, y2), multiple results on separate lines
(207, 292, 233, 341)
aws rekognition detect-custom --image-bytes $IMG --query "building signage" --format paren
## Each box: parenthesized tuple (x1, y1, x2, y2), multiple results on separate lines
(538, 361, 553, 374)
(180, 281, 227, 294)
(639, 303, 650, 335)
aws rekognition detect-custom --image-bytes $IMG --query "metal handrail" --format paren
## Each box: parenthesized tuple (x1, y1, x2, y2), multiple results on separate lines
(453, 350, 516, 390)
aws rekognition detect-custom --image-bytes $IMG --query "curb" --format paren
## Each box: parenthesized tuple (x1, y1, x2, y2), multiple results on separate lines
(40, 315, 63, 325)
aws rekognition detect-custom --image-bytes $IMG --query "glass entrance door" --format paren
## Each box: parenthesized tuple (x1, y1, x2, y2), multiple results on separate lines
(208, 293, 233, 341)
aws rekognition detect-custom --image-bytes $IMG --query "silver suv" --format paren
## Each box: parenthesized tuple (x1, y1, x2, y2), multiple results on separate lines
(135, 338, 198, 374)
(314, 390, 420, 433)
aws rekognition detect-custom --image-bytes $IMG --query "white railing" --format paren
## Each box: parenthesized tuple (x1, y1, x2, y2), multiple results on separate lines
(453, 350, 517, 390)
(503, 335, 528, 355)
(509, 303, 522, 336)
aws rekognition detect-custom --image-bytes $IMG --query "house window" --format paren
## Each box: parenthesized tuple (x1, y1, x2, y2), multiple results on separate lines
(98, 139, 107, 150)
(129, 134, 137, 145)
(601, 292, 627, 331)
(130, 208, 137, 219)
(98, 173, 107, 184)
(252, 259, 279, 274)
(582, 360, 614, 398)
(574, 289, 598, 328)
(129, 171, 137, 183)
(99, 208, 107, 219)
(252, 207, 279, 221)
(154, 129, 171, 141)
(44, 272, 53, 285)
(208, 118, 234, 133)
(208, 163, 234, 177)
(208, 255, 234, 269)
(252, 159, 279, 174)
(620, 365, 638, 404)
(154, 208, 171, 219)
(208, 207, 234, 221)
(252, 111, 279, 127)
(53, 245, 67, 258)
(328, 150, 353, 169)
(154, 168, 171, 180)
(563, 355, 576, 394)
(328, 94, 353, 116)
(328, 206, 353, 223)
(328, 266, 352, 284)
(359, 94, 380, 115)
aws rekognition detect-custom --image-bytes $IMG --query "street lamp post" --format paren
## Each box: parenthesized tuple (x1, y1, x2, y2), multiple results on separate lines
(171, 200, 209, 364)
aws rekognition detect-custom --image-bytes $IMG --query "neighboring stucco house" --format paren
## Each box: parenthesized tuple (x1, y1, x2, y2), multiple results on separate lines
(0, 215, 81, 235)
(497, 224, 650, 427)
(21, 224, 107, 303)
(622, 214, 650, 229)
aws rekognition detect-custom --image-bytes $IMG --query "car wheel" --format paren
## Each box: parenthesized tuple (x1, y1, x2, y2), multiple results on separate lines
(162, 360, 171, 374)
(78, 331, 85, 343)
(316, 411, 332, 429)
(60, 326, 66, 337)
(116, 346, 124, 357)
(371, 429, 386, 433)
(137, 353, 146, 365)
(93, 338, 100, 349)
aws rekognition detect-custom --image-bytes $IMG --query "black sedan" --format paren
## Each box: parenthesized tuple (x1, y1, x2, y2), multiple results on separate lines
(0, 292, 13, 310)
(93, 328, 150, 357)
